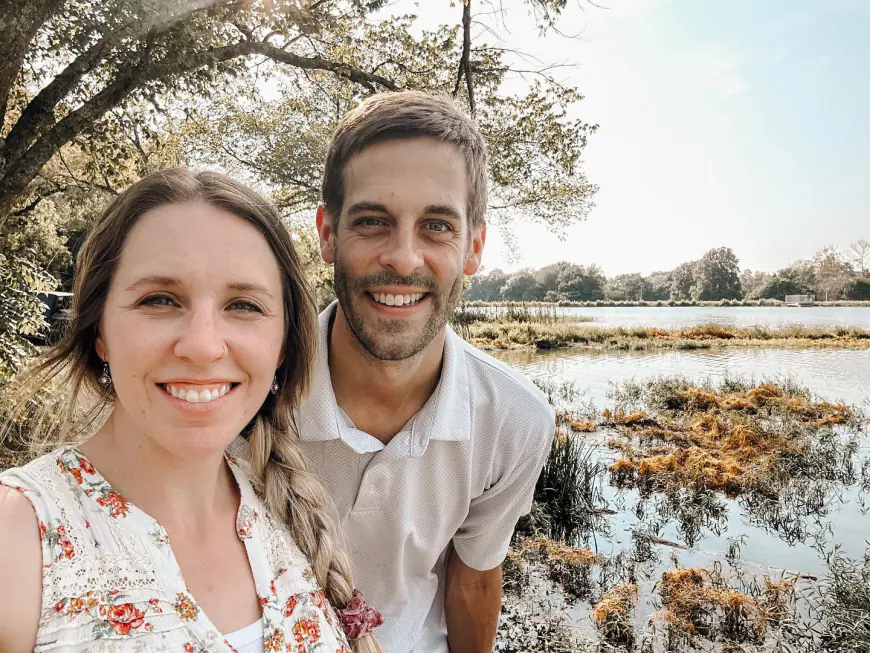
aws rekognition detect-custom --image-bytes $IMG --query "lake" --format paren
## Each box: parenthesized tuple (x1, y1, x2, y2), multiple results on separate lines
(493, 345, 870, 643)
(556, 305, 870, 330)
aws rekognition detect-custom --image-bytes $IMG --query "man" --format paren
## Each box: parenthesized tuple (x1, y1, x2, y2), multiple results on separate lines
(297, 91, 555, 653)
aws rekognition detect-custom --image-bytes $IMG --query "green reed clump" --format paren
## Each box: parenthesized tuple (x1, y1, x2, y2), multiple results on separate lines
(798, 553, 870, 653)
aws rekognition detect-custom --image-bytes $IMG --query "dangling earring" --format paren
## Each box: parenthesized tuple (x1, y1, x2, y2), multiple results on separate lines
(270, 376, 279, 395)
(99, 362, 112, 389)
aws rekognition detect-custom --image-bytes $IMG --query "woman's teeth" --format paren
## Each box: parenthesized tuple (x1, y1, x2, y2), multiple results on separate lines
(371, 292, 425, 307)
(164, 384, 231, 403)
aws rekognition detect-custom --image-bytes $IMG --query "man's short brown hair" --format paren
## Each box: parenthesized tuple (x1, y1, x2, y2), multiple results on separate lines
(322, 91, 488, 228)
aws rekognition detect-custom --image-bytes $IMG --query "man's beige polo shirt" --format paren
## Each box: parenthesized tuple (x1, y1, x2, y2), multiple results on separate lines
(296, 302, 555, 653)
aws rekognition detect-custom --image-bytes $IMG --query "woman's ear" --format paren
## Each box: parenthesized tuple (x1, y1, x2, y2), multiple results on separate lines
(95, 335, 107, 362)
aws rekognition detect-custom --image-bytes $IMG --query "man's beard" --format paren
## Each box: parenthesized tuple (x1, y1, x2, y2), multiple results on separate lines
(333, 256, 463, 361)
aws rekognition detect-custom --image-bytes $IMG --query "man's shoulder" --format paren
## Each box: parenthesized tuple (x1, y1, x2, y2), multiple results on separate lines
(453, 333, 554, 424)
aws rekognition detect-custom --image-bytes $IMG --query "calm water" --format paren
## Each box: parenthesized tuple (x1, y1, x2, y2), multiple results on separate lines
(557, 305, 870, 329)
(494, 346, 870, 636)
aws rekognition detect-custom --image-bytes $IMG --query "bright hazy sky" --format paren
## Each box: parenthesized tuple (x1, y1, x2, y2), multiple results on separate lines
(383, 0, 870, 275)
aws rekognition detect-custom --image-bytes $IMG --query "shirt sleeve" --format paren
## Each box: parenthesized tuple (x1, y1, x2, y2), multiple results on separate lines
(451, 411, 555, 571)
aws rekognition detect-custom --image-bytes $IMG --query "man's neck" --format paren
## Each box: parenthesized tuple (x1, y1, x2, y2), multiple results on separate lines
(328, 304, 445, 444)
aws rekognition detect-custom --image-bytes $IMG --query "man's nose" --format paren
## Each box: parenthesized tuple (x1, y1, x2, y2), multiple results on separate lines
(173, 304, 226, 364)
(378, 224, 425, 277)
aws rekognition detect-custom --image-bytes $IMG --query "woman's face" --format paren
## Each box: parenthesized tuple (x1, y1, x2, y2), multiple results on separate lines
(96, 201, 286, 459)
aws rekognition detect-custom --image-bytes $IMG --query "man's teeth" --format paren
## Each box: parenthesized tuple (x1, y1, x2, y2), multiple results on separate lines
(164, 384, 231, 403)
(371, 292, 425, 307)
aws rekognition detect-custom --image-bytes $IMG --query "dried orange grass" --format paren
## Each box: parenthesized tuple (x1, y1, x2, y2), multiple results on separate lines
(591, 583, 639, 625)
(658, 567, 762, 639)
(607, 382, 854, 495)
(517, 536, 601, 568)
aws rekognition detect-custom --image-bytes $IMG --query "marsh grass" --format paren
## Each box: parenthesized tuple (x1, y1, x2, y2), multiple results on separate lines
(463, 320, 870, 351)
(604, 376, 863, 497)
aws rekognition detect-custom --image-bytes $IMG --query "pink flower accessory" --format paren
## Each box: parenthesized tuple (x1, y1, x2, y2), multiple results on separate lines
(338, 589, 384, 640)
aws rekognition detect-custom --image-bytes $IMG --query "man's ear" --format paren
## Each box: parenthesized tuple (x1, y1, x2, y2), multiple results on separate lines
(463, 222, 487, 276)
(316, 205, 336, 265)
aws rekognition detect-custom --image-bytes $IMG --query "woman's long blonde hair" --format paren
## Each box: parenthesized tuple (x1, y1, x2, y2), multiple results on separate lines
(3, 168, 381, 652)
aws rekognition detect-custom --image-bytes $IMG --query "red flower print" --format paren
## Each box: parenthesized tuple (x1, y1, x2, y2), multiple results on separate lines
(38, 522, 47, 540)
(106, 603, 145, 635)
(55, 599, 66, 613)
(184, 644, 195, 653)
(224, 641, 240, 653)
(69, 466, 84, 485)
(263, 629, 285, 652)
(173, 593, 199, 622)
(56, 525, 75, 559)
(78, 457, 96, 475)
(96, 490, 130, 519)
(284, 595, 298, 617)
(310, 592, 334, 626)
(148, 598, 163, 613)
(293, 620, 321, 647)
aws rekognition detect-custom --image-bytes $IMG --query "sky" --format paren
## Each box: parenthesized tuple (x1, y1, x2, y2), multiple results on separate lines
(382, 0, 870, 276)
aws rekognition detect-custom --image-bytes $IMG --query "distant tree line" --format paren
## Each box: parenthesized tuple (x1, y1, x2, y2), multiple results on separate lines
(466, 241, 870, 303)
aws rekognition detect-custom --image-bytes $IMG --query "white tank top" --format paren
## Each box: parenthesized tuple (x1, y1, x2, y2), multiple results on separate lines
(0, 441, 351, 653)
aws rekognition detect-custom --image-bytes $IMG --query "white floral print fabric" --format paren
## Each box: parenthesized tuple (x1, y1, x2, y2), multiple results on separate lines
(0, 443, 351, 653)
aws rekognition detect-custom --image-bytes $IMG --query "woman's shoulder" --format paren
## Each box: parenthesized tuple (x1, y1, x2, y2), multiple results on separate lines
(0, 484, 42, 651)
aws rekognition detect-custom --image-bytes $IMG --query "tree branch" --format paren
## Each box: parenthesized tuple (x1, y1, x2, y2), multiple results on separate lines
(2, 0, 230, 169)
(0, 38, 398, 223)
(453, 0, 475, 115)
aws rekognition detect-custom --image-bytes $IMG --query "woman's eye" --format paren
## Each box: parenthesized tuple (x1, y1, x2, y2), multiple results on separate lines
(140, 295, 177, 307)
(229, 301, 262, 313)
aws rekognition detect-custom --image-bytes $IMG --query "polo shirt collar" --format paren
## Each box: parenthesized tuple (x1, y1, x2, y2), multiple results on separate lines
(296, 301, 471, 456)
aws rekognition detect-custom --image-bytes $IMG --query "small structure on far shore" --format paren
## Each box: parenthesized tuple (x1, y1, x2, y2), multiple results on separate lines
(784, 294, 815, 307)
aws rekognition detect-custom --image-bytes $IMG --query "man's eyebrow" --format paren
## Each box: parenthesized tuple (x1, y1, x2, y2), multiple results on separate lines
(125, 275, 179, 292)
(346, 202, 390, 216)
(423, 205, 463, 222)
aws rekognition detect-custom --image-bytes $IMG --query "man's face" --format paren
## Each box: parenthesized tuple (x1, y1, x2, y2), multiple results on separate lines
(317, 137, 485, 361)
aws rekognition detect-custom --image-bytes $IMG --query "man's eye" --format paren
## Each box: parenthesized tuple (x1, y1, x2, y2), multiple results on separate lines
(358, 217, 384, 227)
(426, 221, 452, 233)
(140, 295, 177, 307)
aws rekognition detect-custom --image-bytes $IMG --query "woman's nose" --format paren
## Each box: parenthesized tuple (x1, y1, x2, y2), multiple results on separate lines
(173, 305, 226, 364)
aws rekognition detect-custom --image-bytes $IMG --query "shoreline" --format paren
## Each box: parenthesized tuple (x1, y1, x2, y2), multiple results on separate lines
(462, 299, 870, 308)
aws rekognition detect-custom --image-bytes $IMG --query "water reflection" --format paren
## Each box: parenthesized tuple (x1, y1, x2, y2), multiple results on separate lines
(496, 347, 870, 407)
(501, 346, 870, 638)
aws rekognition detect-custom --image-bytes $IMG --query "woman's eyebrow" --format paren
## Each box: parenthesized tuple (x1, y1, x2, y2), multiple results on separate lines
(125, 275, 179, 292)
(125, 277, 274, 300)
(227, 282, 275, 299)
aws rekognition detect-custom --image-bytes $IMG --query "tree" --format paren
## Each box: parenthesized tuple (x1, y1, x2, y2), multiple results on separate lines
(669, 262, 696, 301)
(643, 271, 671, 301)
(466, 268, 508, 301)
(1, 1, 597, 226)
(813, 246, 854, 301)
(740, 269, 772, 299)
(604, 273, 644, 301)
(500, 269, 541, 302)
(556, 263, 605, 301)
(692, 247, 742, 301)
(849, 239, 870, 278)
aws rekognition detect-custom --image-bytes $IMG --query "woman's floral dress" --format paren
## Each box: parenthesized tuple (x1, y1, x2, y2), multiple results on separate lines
(0, 441, 352, 653)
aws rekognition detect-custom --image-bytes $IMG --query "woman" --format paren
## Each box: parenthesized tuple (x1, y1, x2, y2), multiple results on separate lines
(0, 169, 383, 653)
